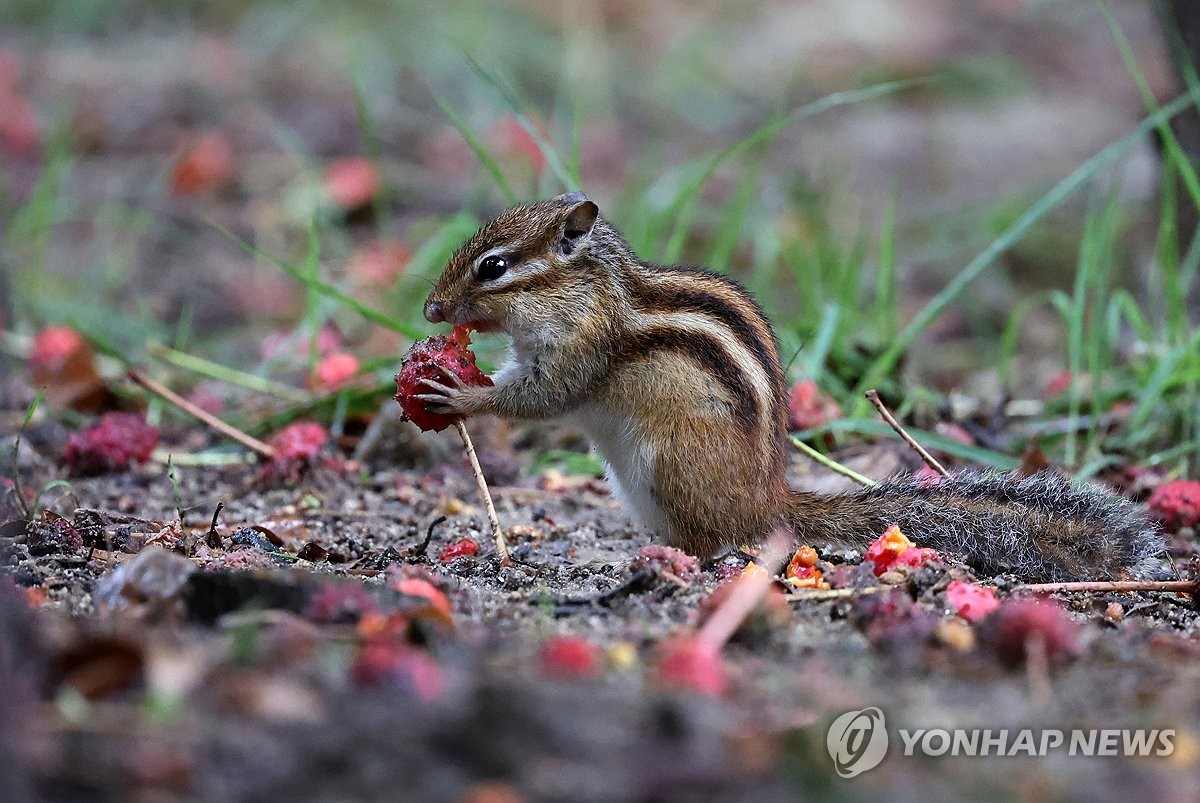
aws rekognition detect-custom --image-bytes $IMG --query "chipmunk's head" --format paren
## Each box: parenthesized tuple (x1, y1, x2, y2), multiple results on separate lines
(424, 192, 610, 333)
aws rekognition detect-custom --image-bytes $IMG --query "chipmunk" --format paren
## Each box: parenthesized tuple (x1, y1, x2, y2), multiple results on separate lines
(417, 192, 1163, 581)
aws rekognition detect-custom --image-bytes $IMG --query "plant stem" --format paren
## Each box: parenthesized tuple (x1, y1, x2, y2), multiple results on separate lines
(454, 420, 510, 566)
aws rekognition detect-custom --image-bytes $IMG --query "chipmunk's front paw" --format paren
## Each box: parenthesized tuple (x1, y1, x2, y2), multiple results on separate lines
(416, 364, 487, 417)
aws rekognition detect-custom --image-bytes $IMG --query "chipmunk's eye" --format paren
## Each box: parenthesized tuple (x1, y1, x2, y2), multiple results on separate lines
(476, 255, 510, 282)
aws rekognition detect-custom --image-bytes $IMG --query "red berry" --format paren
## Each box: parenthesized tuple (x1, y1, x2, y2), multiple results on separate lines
(631, 545, 701, 582)
(269, 421, 328, 462)
(306, 584, 377, 624)
(539, 635, 603, 680)
(653, 637, 728, 696)
(170, 133, 235, 195)
(323, 157, 379, 212)
(1044, 371, 1073, 399)
(309, 352, 359, 391)
(438, 538, 480, 562)
(945, 580, 1000, 622)
(0, 94, 40, 159)
(390, 576, 453, 623)
(1146, 479, 1200, 529)
(62, 413, 159, 475)
(29, 326, 85, 372)
(394, 326, 492, 433)
(490, 115, 547, 175)
(864, 524, 939, 576)
(984, 598, 1079, 667)
(786, 379, 842, 431)
(352, 641, 444, 700)
(263, 421, 329, 480)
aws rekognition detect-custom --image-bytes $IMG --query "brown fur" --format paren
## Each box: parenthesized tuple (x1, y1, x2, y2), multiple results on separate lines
(422, 195, 1162, 581)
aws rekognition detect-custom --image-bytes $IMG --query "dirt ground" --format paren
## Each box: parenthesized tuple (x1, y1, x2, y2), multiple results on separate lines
(2, 417, 1199, 802)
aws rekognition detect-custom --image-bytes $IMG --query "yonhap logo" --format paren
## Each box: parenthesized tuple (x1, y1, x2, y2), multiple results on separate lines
(827, 707, 889, 777)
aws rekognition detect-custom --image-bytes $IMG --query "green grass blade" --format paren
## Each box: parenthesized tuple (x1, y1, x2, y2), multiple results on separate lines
(303, 217, 322, 377)
(432, 92, 519, 205)
(873, 184, 899, 342)
(795, 418, 1020, 470)
(801, 302, 841, 381)
(20, 389, 45, 430)
(1101, 2, 1200, 215)
(850, 89, 1200, 410)
(209, 221, 425, 340)
(145, 342, 309, 403)
(708, 149, 766, 271)
(998, 291, 1054, 387)
(349, 56, 391, 238)
(466, 56, 577, 191)
(661, 78, 926, 264)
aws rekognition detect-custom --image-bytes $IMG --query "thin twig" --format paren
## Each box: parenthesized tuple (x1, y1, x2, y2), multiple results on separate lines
(1016, 579, 1198, 594)
(206, 501, 225, 549)
(786, 585, 892, 602)
(696, 530, 792, 651)
(1025, 633, 1053, 706)
(554, 568, 657, 611)
(413, 515, 446, 560)
(127, 368, 275, 459)
(454, 420, 510, 566)
(789, 436, 876, 487)
(10, 389, 44, 520)
(865, 389, 949, 476)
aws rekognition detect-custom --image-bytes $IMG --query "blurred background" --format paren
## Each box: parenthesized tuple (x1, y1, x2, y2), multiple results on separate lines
(0, 0, 1194, 407)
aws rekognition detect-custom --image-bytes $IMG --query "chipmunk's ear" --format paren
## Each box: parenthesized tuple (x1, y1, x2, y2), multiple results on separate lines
(557, 195, 598, 256)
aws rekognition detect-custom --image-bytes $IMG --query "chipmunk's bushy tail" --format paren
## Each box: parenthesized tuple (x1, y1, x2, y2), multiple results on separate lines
(785, 471, 1163, 582)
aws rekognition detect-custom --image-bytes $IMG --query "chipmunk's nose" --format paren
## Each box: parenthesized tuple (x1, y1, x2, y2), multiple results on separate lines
(424, 300, 446, 324)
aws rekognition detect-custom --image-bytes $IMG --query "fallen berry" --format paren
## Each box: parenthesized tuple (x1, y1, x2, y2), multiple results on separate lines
(25, 512, 84, 556)
(306, 584, 377, 624)
(983, 598, 1079, 668)
(170, 133, 235, 195)
(390, 576, 453, 624)
(25, 587, 49, 609)
(787, 379, 842, 431)
(29, 325, 86, 373)
(1145, 479, 1200, 529)
(438, 537, 480, 562)
(323, 157, 379, 213)
(1043, 371, 1073, 399)
(29, 325, 105, 409)
(945, 580, 1000, 622)
(740, 561, 769, 580)
(632, 544, 701, 582)
(864, 524, 939, 576)
(0, 93, 40, 158)
(653, 637, 728, 696)
(394, 326, 492, 432)
(539, 635, 604, 680)
(785, 544, 830, 590)
(852, 590, 941, 653)
(489, 115, 547, 176)
(309, 352, 359, 391)
(353, 641, 444, 700)
(62, 412, 158, 475)
(263, 421, 329, 480)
